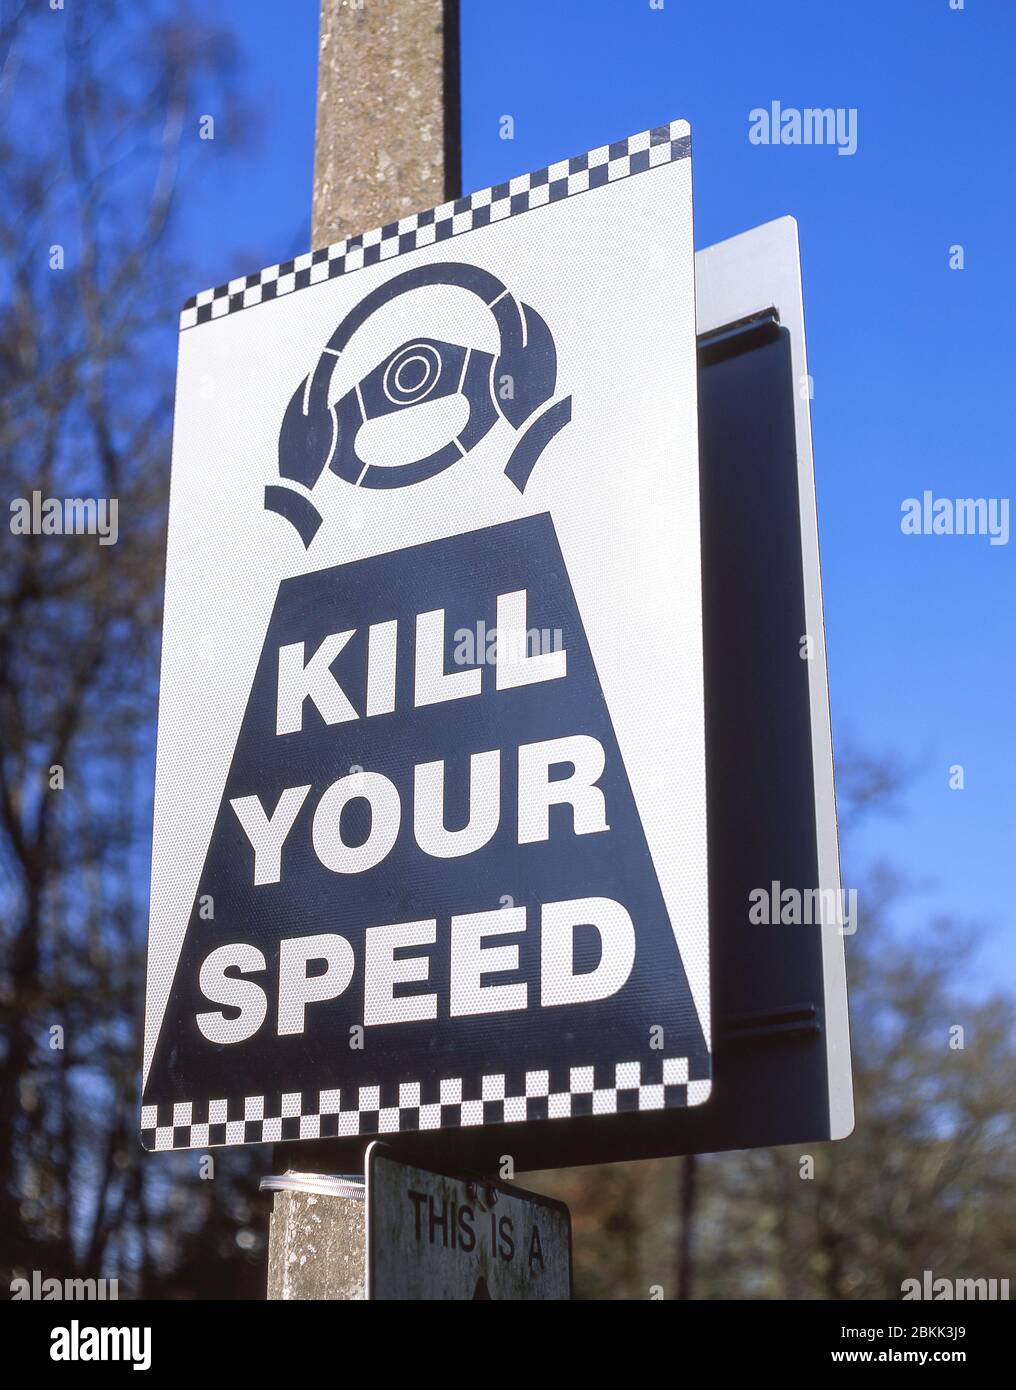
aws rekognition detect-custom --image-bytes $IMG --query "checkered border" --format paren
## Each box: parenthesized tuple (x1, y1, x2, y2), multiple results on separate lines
(141, 1056, 710, 1151)
(179, 122, 691, 331)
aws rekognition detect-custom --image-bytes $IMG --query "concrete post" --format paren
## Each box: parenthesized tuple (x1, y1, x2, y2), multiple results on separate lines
(311, 0, 459, 250)
(265, 0, 457, 1299)
(265, 1176, 367, 1301)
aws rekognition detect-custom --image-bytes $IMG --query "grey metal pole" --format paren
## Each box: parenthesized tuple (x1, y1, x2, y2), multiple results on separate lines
(264, 0, 458, 1299)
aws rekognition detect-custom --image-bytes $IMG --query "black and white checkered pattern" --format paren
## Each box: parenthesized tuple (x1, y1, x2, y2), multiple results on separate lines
(141, 1056, 709, 1151)
(179, 122, 691, 332)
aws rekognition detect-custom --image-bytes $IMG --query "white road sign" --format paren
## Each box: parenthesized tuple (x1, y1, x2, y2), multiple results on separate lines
(366, 1143, 571, 1300)
(141, 119, 711, 1156)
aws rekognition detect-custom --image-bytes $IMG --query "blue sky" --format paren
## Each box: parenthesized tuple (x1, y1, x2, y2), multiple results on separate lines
(177, 0, 1014, 991)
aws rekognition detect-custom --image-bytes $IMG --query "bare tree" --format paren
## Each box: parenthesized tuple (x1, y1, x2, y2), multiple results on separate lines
(0, 0, 265, 1295)
(528, 759, 1016, 1300)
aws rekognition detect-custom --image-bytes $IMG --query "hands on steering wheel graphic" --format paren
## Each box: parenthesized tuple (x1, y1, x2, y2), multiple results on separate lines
(265, 261, 573, 547)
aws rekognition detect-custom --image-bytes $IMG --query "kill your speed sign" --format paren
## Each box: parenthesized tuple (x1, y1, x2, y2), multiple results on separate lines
(141, 120, 711, 1163)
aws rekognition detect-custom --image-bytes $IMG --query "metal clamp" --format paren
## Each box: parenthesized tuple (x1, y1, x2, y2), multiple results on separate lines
(260, 1171, 365, 1201)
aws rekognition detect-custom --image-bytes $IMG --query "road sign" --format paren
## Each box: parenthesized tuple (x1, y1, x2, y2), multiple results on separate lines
(529, 216, 852, 1167)
(492, 218, 853, 1167)
(365, 1143, 570, 1300)
(142, 119, 712, 1158)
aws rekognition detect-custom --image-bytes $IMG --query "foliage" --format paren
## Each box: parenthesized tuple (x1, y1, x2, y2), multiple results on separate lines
(531, 861, 1016, 1299)
(0, 0, 265, 1298)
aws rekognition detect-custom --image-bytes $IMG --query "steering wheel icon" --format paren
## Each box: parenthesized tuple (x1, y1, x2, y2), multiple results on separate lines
(382, 341, 444, 405)
(266, 261, 572, 546)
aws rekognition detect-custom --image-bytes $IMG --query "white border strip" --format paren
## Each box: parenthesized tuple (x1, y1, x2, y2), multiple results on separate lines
(178, 121, 691, 332)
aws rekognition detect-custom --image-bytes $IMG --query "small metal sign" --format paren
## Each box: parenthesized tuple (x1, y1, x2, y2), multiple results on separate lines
(365, 1142, 571, 1300)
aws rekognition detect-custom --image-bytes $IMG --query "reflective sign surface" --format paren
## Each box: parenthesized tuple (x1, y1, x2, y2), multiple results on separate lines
(142, 121, 710, 1155)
